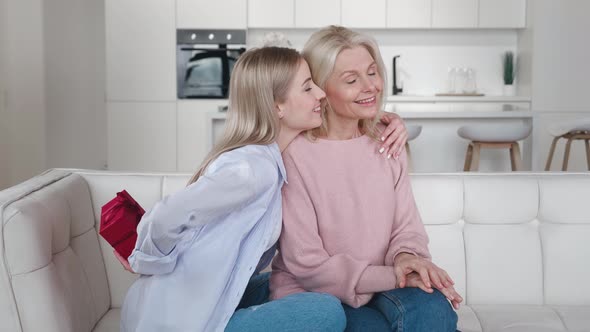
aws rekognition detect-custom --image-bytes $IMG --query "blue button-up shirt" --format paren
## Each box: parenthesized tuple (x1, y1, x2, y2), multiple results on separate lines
(121, 143, 287, 332)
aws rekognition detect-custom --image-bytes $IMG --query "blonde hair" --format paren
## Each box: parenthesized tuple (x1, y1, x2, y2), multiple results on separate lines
(302, 25, 387, 139)
(188, 47, 302, 185)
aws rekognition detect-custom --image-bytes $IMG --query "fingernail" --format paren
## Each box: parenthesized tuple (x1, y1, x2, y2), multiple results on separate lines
(387, 154, 392, 159)
(379, 147, 385, 153)
(381, 136, 385, 141)
(394, 154, 399, 160)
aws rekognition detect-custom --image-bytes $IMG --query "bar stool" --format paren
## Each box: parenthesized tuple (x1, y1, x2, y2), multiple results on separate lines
(458, 123, 532, 171)
(405, 125, 422, 165)
(545, 118, 590, 171)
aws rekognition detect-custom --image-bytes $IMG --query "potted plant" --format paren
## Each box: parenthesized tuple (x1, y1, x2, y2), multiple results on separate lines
(503, 51, 516, 96)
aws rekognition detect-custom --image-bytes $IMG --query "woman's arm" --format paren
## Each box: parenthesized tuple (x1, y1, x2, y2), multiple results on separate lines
(278, 152, 397, 307)
(129, 156, 273, 275)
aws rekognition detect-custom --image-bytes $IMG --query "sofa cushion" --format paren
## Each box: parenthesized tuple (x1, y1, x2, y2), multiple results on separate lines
(470, 305, 567, 332)
(2, 172, 110, 331)
(93, 309, 121, 332)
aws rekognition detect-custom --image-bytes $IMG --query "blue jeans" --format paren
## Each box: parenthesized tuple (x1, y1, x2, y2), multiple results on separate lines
(343, 288, 458, 332)
(225, 272, 346, 331)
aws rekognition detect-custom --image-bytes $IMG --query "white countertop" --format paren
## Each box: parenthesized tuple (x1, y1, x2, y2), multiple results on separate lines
(386, 95, 532, 103)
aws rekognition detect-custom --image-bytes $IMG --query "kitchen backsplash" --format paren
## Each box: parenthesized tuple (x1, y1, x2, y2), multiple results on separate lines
(248, 29, 518, 97)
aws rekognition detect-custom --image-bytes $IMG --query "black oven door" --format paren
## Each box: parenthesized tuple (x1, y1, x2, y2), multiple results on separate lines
(178, 46, 244, 99)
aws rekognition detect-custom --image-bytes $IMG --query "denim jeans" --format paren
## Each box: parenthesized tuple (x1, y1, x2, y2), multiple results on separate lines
(225, 273, 346, 331)
(343, 288, 459, 332)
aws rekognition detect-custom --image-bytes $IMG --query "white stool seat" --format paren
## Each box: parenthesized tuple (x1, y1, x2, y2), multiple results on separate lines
(407, 125, 422, 141)
(458, 123, 532, 142)
(546, 118, 590, 137)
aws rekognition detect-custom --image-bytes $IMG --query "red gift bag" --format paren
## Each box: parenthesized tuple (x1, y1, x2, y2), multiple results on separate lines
(99, 190, 145, 260)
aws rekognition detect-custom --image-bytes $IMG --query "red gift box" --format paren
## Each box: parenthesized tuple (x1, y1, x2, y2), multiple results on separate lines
(99, 190, 145, 260)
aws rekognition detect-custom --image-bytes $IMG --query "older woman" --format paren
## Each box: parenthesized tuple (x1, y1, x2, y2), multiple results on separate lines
(270, 26, 461, 331)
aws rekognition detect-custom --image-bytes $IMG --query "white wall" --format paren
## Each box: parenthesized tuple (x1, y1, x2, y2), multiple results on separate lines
(248, 29, 519, 97)
(1, 0, 47, 188)
(0, 0, 9, 189)
(519, 0, 590, 171)
(0, 0, 106, 190)
(43, 0, 106, 171)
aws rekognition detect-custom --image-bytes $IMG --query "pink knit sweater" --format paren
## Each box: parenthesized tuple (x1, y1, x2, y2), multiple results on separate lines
(269, 133, 431, 308)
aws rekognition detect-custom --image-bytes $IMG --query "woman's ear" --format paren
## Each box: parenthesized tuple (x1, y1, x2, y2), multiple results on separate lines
(276, 104, 284, 119)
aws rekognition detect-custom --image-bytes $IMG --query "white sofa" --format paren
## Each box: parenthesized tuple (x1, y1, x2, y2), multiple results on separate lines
(1, 169, 589, 332)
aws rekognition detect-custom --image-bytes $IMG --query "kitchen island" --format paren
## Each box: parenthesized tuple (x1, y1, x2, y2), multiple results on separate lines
(208, 98, 533, 173)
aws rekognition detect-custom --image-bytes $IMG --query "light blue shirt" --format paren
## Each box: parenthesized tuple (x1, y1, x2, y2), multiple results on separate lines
(121, 143, 287, 332)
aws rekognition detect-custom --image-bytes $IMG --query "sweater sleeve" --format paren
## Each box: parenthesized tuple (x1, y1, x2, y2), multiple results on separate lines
(279, 151, 396, 307)
(129, 157, 268, 275)
(385, 150, 431, 266)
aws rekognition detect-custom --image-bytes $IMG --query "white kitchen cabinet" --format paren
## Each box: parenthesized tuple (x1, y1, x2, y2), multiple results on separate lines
(248, 0, 294, 28)
(177, 100, 227, 172)
(342, 0, 386, 28)
(177, 0, 247, 29)
(107, 102, 177, 171)
(105, 0, 176, 101)
(432, 0, 478, 28)
(387, 0, 431, 28)
(478, 0, 526, 28)
(295, 0, 340, 28)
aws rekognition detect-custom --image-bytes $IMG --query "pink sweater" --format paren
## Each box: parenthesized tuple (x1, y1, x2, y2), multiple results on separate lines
(269, 133, 431, 308)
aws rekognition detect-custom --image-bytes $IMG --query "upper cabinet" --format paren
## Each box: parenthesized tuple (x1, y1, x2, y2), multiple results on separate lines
(248, 0, 294, 28)
(387, 0, 431, 28)
(105, 0, 176, 101)
(342, 0, 386, 28)
(295, 0, 340, 28)
(177, 0, 247, 29)
(479, 0, 526, 28)
(432, 0, 478, 28)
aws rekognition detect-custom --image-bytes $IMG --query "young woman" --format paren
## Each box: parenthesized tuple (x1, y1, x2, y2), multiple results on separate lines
(270, 26, 462, 331)
(119, 46, 408, 331)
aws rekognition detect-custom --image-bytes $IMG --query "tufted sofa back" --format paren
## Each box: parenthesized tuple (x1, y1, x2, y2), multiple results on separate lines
(1, 169, 589, 331)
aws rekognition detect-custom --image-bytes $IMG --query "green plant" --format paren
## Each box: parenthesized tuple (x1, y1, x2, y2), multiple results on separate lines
(503, 51, 516, 85)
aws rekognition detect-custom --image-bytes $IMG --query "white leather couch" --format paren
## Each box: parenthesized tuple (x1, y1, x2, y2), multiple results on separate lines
(1, 169, 589, 332)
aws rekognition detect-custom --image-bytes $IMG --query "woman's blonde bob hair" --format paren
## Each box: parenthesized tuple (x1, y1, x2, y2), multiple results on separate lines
(302, 25, 387, 139)
(188, 47, 302, 184)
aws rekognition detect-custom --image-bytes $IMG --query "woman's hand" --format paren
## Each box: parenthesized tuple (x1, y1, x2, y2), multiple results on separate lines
(393, 253, 454, 290)
(114, 249, 135, 273)
(378, 112, 408, 159)
(403, 272, 463, 310)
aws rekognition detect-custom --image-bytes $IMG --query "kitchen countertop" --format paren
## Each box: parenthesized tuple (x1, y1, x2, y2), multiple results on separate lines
(386, 95, 532, 103)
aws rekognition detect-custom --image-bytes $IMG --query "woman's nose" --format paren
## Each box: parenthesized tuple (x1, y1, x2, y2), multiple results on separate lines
(360, 76, 377, 92)
(315, 87, 326, 100)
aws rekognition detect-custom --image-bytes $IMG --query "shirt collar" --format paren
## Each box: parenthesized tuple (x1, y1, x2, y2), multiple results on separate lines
(268, 143, 288, 184)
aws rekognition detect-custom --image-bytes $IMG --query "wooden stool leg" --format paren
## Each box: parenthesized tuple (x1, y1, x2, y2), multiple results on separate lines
(510, 142, 523, 171)
(463, 143, 473, 171)
(562, 137, 574, 171)
(545, 136, 560, 171)
(471, 143, 481, 171)
(405, 142, 412, 171)
(585, 139, 590, 171)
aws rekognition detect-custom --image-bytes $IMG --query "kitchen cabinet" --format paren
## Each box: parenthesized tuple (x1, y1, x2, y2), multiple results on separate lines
(107, 102, 177, 171)
(295, 0, 340, 28)
(177, 0, 247, 29)
(478, 0, 526, 28)
(342, 0, 386, 28)
(248, 0, 294, 28)
(432, 0, 478, 28)
(387, 0, 431, 28)
(177, 100, 227, 172)
(105, 0, 176, 101)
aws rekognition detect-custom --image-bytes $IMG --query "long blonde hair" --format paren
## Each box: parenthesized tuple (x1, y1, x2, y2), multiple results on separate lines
(302, 25, 387, 139)
(188, 47, 302, 185)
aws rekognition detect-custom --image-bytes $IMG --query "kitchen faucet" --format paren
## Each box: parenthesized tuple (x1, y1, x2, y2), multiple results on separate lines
(392, 55, 403, 95)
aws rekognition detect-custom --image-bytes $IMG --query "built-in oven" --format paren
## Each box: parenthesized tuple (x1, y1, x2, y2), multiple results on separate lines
(176, 29, 246, 99)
